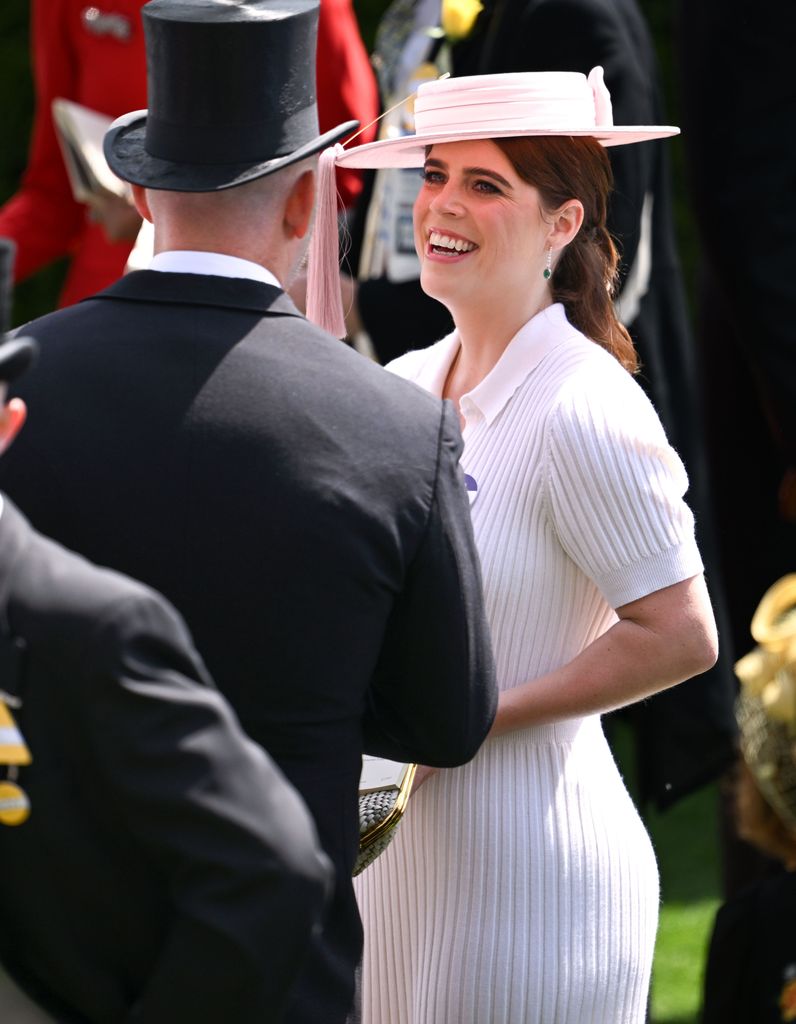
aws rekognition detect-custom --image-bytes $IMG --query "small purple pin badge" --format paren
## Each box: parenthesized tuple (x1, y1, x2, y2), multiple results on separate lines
(464, 473, 478, 504)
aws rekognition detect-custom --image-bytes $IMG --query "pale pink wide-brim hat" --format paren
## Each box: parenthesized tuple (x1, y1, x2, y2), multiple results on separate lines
(334, 68, 678, 169)
(307, 68, 679, 334)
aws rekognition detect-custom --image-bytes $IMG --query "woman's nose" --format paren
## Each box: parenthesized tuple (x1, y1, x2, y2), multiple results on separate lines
(429, 182, 464, 216)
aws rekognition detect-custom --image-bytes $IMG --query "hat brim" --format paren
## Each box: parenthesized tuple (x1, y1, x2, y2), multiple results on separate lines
(104, 116, 360, 192)
(336, 124, 679, 169)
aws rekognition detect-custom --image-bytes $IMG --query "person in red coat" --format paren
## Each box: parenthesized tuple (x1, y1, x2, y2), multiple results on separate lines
(0, 0, 377, 309)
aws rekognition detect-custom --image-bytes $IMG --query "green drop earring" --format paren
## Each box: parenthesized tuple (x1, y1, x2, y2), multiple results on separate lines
(543, 246, 553, 280)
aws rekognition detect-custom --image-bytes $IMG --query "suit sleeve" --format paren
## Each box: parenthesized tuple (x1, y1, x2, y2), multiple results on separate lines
(363, 400, 497, 765)
(80, 591, 331, 1024)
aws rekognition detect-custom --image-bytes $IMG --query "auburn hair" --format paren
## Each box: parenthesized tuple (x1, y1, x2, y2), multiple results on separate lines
(494, 135, 638, 373)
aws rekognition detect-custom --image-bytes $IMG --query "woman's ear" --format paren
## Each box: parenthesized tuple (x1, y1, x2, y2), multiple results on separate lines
(548, 199, 584, 249)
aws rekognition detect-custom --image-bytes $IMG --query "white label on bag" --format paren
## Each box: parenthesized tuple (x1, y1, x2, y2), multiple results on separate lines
(360, 756, 411, 793)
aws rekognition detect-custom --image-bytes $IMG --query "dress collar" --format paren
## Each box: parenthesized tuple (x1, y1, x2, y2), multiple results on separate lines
(416, 303, 577, 425)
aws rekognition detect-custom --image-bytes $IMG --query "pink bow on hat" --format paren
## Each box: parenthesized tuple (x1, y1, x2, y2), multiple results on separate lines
(588, 66, 614, 127)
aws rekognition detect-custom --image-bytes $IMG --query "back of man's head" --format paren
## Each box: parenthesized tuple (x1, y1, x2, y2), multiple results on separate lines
(139, 156, 318, 282)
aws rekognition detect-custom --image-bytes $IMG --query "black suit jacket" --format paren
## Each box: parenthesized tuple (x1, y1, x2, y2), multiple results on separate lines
(0, 496, 331, 1024)
(701, 871, 796, 1024)
(0, 271, 497, 1023)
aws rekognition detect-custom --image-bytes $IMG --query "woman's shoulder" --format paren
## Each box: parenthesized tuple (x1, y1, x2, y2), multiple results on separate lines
(541, 332, 669, 453)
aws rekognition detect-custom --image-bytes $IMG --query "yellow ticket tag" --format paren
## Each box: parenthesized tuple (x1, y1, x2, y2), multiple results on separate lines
(0, 781, 30, 826)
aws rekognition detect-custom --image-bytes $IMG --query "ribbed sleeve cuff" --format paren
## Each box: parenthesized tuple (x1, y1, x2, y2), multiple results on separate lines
(595, 539, 705, 609)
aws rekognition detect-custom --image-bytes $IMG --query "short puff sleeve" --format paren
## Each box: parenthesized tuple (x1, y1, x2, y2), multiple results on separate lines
(544, 363, 704, 608)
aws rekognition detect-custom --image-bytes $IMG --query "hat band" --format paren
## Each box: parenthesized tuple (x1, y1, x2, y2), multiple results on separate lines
(415, 87, 599, 137)
(145, 105, 320, 165)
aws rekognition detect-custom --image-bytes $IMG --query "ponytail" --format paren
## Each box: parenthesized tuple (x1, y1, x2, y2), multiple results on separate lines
(495, 136, 637, 373)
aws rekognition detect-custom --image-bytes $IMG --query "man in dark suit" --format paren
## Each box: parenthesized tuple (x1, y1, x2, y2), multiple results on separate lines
(0, 335, 333, 1023)
(0, 2, 497, 1021)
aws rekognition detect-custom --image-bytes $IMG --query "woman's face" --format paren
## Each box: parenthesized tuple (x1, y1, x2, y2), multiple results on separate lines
(413, 139, 550, 313)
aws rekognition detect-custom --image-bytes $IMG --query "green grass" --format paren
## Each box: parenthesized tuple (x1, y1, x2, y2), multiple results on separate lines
(648, 784, 722, 1024)
(652, 896, 720, 1023)
(610, 719, 722, 1024)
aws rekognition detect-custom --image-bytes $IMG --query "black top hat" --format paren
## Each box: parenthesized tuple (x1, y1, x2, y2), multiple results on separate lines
(104, 0, 358, 192)
(0, 338, 38, 385)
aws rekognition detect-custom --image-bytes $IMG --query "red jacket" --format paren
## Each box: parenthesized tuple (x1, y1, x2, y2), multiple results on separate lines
(0, 0, 377, 308)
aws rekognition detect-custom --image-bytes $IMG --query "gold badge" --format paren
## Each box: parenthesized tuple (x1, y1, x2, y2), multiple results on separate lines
(0, 781, 30, 826)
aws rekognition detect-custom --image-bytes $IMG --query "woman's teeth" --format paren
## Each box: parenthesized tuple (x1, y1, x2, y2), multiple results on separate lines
(429, 231, 476, 254)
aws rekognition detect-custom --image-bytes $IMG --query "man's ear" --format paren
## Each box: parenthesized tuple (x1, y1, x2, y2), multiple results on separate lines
(284, 169, 316, 240)
(547, 199, 585, 249)
(130, 184, 153, 223)
(0, 397, 27, 455)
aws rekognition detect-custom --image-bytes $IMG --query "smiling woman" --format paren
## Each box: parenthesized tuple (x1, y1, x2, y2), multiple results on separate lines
(308, 70, 717, 1024)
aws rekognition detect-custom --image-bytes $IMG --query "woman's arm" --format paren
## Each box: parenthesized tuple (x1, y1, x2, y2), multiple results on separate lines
(490, 573, 718, 737)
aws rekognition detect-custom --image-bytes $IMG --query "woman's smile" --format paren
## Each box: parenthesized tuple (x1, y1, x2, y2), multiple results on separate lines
(425, 227, 479, 259)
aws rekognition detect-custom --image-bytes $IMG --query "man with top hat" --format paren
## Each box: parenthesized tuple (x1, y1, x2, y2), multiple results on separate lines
(0, 334, 333, 1024)
(0, 0, 378, 310)
(0, 1, 497, 1021)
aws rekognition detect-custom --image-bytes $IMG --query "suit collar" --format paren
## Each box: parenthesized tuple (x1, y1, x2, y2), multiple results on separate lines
(87, 270, 306, 319)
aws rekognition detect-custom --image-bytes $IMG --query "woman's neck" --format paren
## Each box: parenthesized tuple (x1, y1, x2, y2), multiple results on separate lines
(444, 290, 552, 401)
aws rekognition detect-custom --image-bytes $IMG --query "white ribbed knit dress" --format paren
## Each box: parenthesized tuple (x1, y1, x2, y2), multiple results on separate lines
(354, 303, 704, 1024)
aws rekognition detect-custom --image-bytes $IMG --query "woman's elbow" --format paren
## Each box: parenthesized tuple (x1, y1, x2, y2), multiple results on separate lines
(680, 611, 720, 679)
(671, 574, 720, 679)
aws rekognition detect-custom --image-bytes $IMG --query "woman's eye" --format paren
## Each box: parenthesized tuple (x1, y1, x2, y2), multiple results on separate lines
(421, 169, 445, 184)
(474, 179, 500, 194)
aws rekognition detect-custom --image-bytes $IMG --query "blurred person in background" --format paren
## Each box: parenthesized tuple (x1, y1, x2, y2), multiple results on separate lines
(0, 333, 332, 1024)
(702, 576, 796, 1023)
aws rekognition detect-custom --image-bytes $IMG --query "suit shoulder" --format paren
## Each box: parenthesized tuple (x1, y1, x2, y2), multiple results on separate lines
(267, 315, 449, 431)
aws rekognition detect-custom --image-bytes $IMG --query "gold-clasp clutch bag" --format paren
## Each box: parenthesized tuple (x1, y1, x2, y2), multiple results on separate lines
(354, 758, 416, 877)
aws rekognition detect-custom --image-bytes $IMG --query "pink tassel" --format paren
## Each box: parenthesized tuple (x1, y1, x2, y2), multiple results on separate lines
(306, 144, 347, 339)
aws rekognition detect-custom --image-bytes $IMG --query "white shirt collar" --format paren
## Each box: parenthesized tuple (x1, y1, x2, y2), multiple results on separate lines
(413, 304, 577, 426)
(148, 251, 282, 289)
